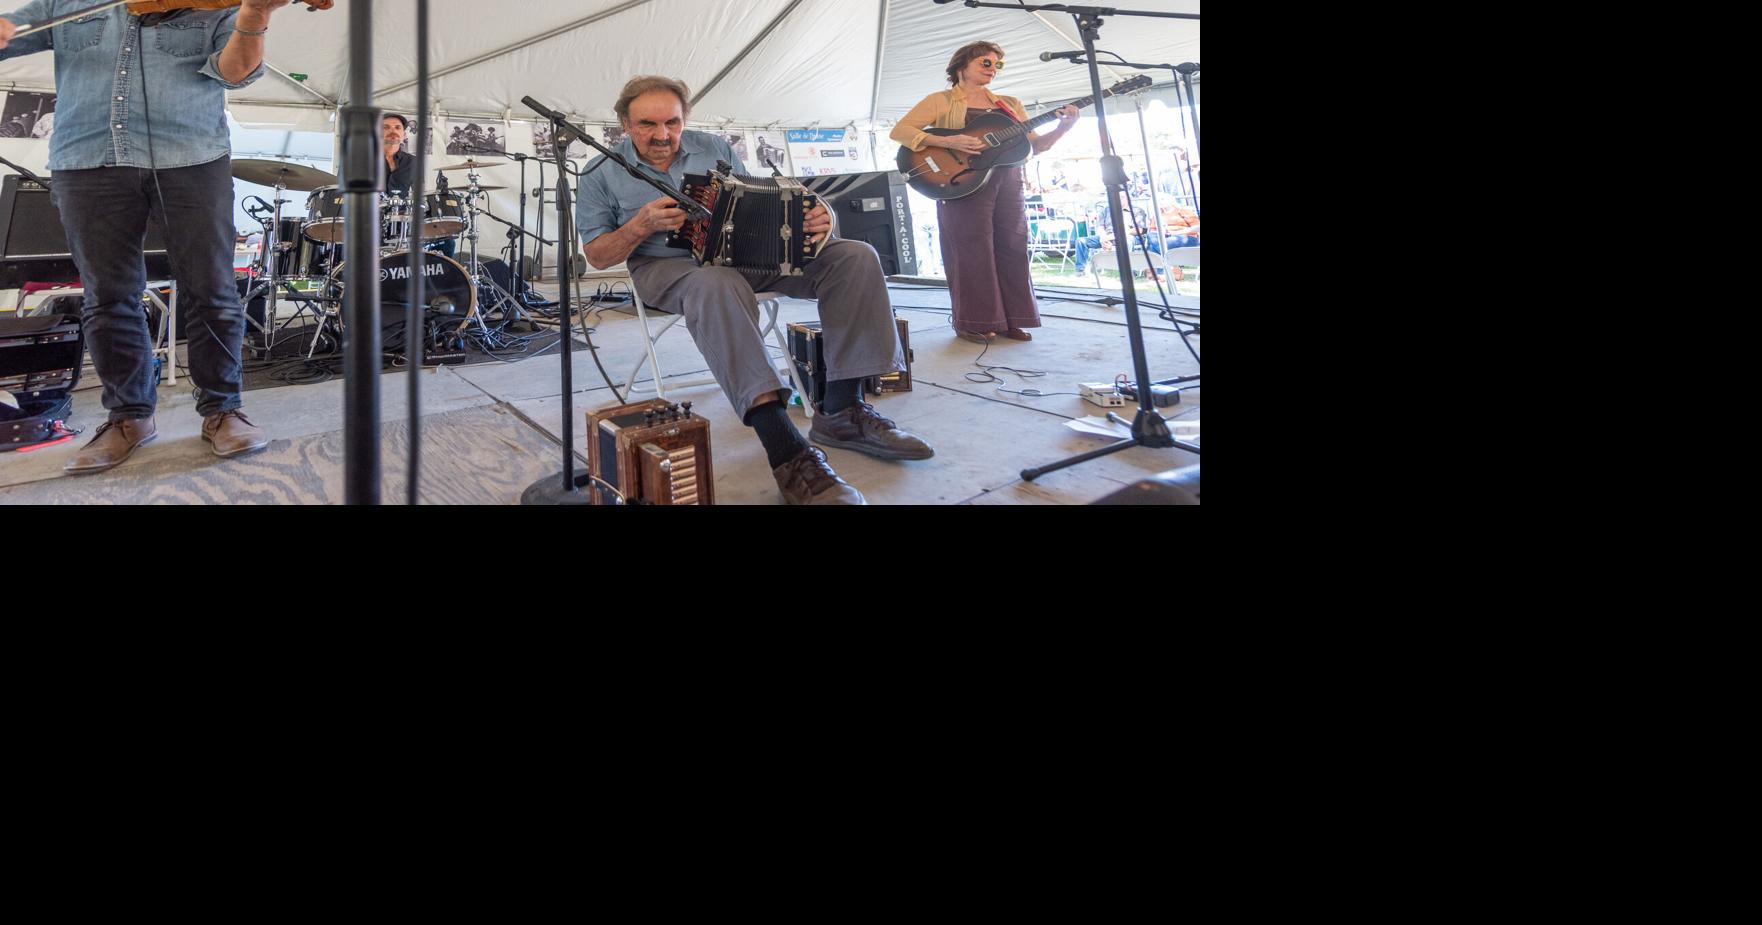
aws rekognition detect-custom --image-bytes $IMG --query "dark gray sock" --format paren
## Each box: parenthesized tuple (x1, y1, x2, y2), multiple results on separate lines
(823, 378, 863, 415)
(746, 401, 810, 469)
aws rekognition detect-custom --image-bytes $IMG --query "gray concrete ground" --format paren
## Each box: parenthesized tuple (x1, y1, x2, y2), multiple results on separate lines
(0, 277, 1199, 504)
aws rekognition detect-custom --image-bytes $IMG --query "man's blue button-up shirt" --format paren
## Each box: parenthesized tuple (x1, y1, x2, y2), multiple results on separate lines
(575, 130, 749, 259)
(0, 2, 266, 171)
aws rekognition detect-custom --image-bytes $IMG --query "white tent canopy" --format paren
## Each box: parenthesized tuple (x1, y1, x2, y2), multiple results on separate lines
(2, 0, 1199, 129)
(2, 0, 1197, 274)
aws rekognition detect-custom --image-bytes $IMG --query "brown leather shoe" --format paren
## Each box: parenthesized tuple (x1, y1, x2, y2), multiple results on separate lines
(1001, 328, 1033, 341)
(773, 446, 866, 505)
(809, 401, 934, 461)
(64, 415, 157, 474)
(202, 410, 270, 458)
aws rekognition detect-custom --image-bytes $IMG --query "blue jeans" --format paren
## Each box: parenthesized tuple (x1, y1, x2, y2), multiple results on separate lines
(50, 156, 244, 422)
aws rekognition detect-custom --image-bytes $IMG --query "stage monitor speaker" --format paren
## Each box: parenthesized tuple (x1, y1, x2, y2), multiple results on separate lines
(799, 170, 918, 277)
(0, 174, 170, 259)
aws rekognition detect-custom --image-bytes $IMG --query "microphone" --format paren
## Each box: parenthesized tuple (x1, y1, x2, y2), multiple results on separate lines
(522, 96, 560, 123)
(1040, 50, 1088, 62)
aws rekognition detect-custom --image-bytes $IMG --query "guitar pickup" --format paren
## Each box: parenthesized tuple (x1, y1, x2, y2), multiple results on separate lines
(983, 133, 999, 146)
(924, 156, 941, 172)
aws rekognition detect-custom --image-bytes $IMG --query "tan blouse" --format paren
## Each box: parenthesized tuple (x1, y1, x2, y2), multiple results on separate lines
(890, 86, 1039, 151)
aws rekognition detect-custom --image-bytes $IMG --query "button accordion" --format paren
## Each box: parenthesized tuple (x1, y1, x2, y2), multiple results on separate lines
(585, 398, 715, 505)
(666, 161, 827, 285)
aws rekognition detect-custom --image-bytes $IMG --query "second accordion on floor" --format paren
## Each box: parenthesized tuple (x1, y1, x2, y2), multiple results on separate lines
(666, 161, 827, 284)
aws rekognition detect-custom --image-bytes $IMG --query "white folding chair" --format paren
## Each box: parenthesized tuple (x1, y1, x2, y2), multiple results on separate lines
(624, 284, 814, 418)
(1028, 215, 1076, 274)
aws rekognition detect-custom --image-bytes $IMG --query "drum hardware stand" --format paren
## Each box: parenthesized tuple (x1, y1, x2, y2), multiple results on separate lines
(468, 201, 553, 329)
(944, 1, 1201, 479)
(457, 174, 534, 332)
(462, 143, 561, 308)
(239, 178, 299, 356)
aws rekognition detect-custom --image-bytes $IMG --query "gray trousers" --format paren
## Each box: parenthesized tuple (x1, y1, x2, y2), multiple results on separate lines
(628, 239, 904, 419)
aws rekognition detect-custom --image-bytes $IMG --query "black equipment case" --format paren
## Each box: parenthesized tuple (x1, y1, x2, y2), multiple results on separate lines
(786, 315, 914, 411)
(0, 312, 83, 451)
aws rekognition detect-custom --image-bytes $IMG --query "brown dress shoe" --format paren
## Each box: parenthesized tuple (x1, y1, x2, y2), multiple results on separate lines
(202, 410, 270, 458)
(773, 446, 866, 505)
(809, 402, 934, 461)
(64, 415, 157, 474)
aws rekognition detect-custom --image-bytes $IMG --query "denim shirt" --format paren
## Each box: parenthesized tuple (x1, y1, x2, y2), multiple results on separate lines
(576, 130, 749, 259)
(0, 2, 265, 170)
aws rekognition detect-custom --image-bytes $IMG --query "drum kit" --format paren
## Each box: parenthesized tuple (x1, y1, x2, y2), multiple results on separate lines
(236, 156, 525, 358)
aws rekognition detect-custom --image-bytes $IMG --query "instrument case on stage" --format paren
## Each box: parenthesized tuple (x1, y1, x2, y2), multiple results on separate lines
(0, 312, 82, 451)
(786, 315, 914, 411)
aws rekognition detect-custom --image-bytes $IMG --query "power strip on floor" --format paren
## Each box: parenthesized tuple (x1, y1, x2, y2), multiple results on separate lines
(1079, 382, 1126, 408)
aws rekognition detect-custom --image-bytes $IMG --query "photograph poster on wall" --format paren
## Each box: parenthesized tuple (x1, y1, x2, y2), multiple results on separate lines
(0, 92, 56, 140)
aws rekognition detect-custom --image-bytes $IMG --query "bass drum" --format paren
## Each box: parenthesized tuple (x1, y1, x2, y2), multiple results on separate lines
(325, 249, 477, 317)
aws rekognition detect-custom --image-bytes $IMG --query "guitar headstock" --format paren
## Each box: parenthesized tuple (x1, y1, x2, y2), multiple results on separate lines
(1107, 75, 1155, 97)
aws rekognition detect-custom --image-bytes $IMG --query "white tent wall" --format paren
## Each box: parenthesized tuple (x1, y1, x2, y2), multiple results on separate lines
(2, 0, 1197, 277)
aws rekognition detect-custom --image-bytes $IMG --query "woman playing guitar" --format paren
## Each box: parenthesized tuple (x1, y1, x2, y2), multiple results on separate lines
(891, 41, 1079, 343)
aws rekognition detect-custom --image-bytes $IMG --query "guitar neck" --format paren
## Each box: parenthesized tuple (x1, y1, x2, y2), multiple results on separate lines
(995, 90, 1109, 142)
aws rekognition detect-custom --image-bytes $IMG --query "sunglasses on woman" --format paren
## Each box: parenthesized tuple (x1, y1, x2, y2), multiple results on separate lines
(977, 58, 1004, 70)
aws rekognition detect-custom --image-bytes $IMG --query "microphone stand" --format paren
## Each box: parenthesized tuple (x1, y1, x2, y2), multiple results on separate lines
(474, 203, 553, 250)
(947, 2, 1200, 479)
(1175, 61, 1200, 177)
(1057, 55, 1201, 387)
(1067, 57, 1201, 213)
(341, 0, 383, 504)
(404, 0, 429, 505)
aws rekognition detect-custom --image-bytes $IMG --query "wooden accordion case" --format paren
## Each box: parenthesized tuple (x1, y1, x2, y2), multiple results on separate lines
(585, 399, 714, 505)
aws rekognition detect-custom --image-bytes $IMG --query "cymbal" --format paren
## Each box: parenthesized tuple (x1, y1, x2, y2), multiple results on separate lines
(434, 158, 505, 171)
(231, 158, 338, 191)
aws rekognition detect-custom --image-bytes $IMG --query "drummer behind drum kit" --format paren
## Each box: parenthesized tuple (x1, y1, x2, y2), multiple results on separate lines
(235, 157, 521, 359)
